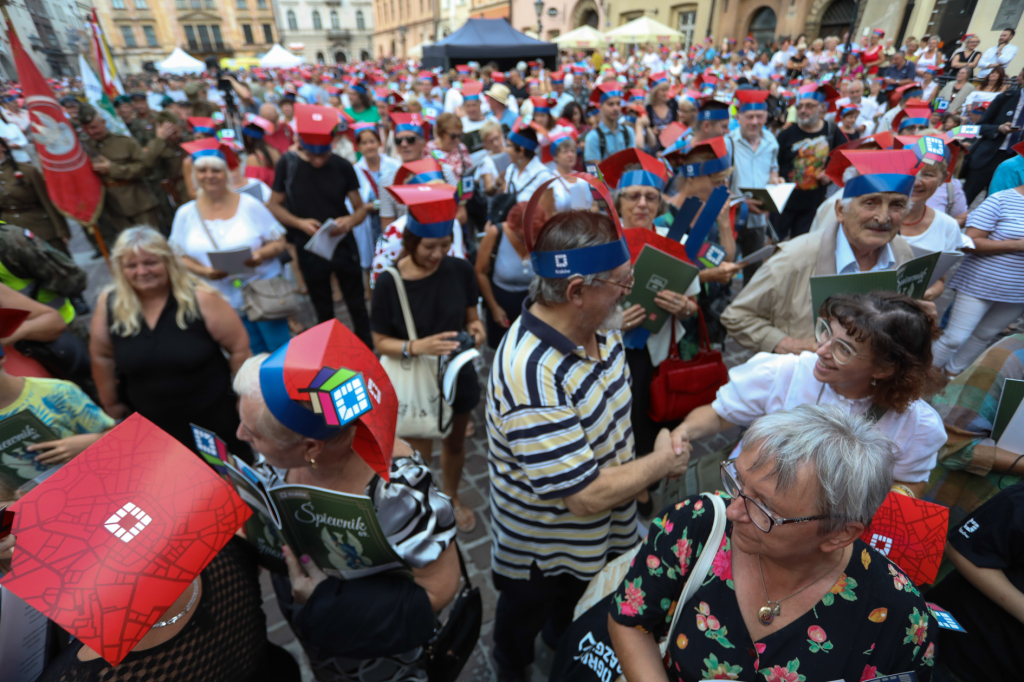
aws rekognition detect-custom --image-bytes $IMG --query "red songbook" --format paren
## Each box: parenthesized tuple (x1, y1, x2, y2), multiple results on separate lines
(860, 492, 949, 587)
(0, 414, 251, 665)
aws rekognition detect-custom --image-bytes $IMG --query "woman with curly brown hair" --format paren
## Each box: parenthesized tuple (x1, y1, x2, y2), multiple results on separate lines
(673, 291, 946, 497)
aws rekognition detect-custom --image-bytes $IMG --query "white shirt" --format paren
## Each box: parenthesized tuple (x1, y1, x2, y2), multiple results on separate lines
(504, 155, 555, 202)
(770, 50, 789, 74)
(834, 96, 877, 135)
(169, 194, 285, 309)
(712, 351, 945, 482)
(444, 88, 464, 114)
(977, 44, 1018, 78)
(835, 225, 895, 274)
(642, 52, 665, 73)
(901, 211, 965, 254)
(552, 176, 593, 212)
(751, 61, 774, 81)
(0, 121, 30, 163)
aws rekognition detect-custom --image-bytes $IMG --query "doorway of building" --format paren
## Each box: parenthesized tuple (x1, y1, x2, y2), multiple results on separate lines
(748, 7, 777, 48)
(335, 51, 347, 63)
(818, 0, 856, 39)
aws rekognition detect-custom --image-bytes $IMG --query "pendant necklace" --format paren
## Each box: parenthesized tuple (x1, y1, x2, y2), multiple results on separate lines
(756, 551, 844, 626)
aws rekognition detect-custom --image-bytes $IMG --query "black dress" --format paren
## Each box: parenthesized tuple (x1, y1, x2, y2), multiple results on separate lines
(108, 293, 252, 463)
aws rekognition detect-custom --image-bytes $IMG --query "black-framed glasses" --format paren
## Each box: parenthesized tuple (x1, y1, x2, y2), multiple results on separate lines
(814, 317, 861, 365)
(719, 461, 830, 533)
(395, 135, 419, 146)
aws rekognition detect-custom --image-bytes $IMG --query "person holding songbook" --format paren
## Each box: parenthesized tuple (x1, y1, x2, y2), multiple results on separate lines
(233, 319, 460, 680)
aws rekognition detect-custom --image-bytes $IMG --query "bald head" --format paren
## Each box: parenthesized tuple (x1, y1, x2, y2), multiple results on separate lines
(848, 80, 863, 100)
(259, 103, 279, 126)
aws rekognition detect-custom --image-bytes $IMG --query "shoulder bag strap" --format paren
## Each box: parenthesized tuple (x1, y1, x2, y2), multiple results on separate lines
(662, 493, 727, 652)
(194, 203, 219, 250)
(384, 265, 419, 341)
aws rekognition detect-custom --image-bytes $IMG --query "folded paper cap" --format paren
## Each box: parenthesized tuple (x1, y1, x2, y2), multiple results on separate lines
(893, 104, 933, 132)
(295, 104, 341, 153)
(181, 137, 240, 170)
(838, 149, 920, 198)
(390, 111, 425, 137)
(462, 80, 484, 100)
(649, 72, 668, 86)
(529, 95, 551, 113)
(386, 183, 458, 238)
(259, 320, 398, 479)
(658, 122, 689, 150)
(539, 126, 577, 164)
(241, 113, 274, 139)
(734, 89, 769, 112)
(550, 70, 565, 84)
(508, 117, 543, 152)
(187, 116, 217, 135)
(825, 132, 895, 184)
(662, 135, 730, 177)
(589, 81, 623, 106)
(599, 148, 669, 192)
(0, 307, 29, 357)
(896, 133, 958, 182)
(696, 100, 730, 122)
(797, 83, 839, 110)
(523, 173, 629, 279)
(394, 157, 445, 186)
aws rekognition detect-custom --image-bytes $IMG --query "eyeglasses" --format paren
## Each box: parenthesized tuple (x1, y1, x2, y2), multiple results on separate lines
(395, 135, 419, 146)
(814, 317, 861, 365)
(445, 130, 463, 139)
(592, 273, 635, 292)
(720, 461, 830, 533)
(621, 191, 662, 205)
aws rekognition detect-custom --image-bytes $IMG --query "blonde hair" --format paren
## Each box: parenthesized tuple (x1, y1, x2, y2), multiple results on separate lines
(106, 226, 208, 337)
(480, 120, 503, 141)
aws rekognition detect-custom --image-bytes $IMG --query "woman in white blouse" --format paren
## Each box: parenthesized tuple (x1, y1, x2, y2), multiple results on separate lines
(503, 127, 554, 202)
(672, 292, 946, 497)
(170, 143, 289, 354)
(915, 37, 942, 76)
(539, 131, 592, 216)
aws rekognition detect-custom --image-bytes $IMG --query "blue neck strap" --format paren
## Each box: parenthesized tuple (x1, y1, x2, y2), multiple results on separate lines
(619, 169, 665, 191)
(843, 174, 915, 198)
(406, 215, 454, 238)
(530, 238, 630, 278)
(260, 346, 338, 441)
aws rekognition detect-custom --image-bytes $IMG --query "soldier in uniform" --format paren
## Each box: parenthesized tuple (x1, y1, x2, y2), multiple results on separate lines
(141, 111, 189, 231)
(114, 94, 135, 127)
(128, 92, 156, 147)
(185, 81, 219, 118)
(79, 104, 159, 250)
(0, 138, 70, 254)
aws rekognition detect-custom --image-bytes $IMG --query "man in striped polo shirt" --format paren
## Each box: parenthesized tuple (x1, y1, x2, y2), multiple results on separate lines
(486, 209, 691, 682)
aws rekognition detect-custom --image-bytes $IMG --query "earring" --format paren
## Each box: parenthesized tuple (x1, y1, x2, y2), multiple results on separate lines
(308, 458, 317, 469)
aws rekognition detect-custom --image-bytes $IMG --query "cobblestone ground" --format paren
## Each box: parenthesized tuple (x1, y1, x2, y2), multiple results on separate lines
(70, 221, 964, 682)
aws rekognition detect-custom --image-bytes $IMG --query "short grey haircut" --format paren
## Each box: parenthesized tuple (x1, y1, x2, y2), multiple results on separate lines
(838, 166, 861, 210)
(740, 404, 896, 533)
(233, 354, 304, 446)
(528, 210, 617, 306)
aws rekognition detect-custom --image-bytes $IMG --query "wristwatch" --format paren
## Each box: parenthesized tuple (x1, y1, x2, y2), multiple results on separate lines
(402, 341, 411, 360)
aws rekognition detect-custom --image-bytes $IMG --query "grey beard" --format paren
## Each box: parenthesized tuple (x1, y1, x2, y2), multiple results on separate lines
(600, 304, 625, 332)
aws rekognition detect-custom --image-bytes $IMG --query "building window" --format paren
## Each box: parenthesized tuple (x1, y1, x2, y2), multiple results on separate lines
(191, 0, 201, 8)
(120, 25, 136, 46)
(356, 9, 364, 29)
(204, 0, 215, 8)
(316, 51, 324, 63)
(287, 9, 297, 29)
(197, 24, 211, 49)
(143, 25, 158, 46)
(184, 25, 197, 49)
(175, 0, 186, 8)
(257, 0, 267, 8)
(262, 23, 273, 42)
(674, 7, 696, 50)
(312, 10, 321, 29)
(211, 24, 223, 47)
(243, 24, 253, 43)
(135, 0, 147, 9)
(330, 10, 339, 28)
(236, 0, 245, 7)
(112, 0, 125, 9)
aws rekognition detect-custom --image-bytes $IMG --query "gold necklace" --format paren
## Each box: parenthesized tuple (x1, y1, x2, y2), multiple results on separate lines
(756, 550, 844, 626)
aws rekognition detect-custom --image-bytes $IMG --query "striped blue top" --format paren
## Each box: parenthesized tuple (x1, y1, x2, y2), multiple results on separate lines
(951, 189, 1024, 303)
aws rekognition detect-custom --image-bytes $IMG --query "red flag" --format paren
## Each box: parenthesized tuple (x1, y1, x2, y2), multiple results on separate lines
(7, 22, 103, 225)
(860, 492, 949, 587)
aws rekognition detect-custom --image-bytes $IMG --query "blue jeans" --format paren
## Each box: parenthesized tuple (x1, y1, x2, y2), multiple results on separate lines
(240, 314, 292, 354)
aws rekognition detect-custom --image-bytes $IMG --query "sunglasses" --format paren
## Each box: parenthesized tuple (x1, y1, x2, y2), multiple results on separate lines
(396, 135, 419, 146)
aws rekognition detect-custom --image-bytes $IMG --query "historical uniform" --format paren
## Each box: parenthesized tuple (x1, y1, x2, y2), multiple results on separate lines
(185, 82, 219, 118)
(0, 223, 87, 330)
(141, 112, 189, 227)
(128, 113, 156, 147)
(83, 129, 160, 243)
(0, 158, 70, 253)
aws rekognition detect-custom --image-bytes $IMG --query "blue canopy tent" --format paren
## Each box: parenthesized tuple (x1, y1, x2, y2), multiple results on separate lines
(421, 19, 558, 71)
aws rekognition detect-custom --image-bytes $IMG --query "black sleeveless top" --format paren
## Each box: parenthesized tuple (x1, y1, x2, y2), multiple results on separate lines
(108, 292, 250, 461)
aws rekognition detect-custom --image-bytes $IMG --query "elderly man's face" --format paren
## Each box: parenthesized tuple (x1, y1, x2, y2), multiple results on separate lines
(836, 192, 908, 255)
(579, 261, 632, 331)
(893, 53, 906, 67)
(848, 81, 863, 100)
(259, 103, 279, 125)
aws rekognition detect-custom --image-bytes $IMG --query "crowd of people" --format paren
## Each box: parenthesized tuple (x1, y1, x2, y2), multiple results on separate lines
(0, 22, 1023, 682)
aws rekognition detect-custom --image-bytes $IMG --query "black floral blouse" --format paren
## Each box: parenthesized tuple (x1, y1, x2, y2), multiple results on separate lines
(610, 494, 938, 682)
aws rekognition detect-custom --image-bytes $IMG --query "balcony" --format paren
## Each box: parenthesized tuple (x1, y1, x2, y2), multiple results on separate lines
(324, 0, 340, 5)
(185, 41, 234, 55)
(327, 28, 351, 41)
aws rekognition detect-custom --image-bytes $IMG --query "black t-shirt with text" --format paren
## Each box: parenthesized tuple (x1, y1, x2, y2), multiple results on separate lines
(776, 122, 832, 211)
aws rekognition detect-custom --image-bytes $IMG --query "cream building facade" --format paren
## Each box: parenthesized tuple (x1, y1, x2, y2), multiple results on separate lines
(275, 0, 375, 64)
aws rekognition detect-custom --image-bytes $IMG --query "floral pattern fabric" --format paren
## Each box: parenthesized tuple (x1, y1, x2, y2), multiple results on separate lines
(610, 494, 938, 682)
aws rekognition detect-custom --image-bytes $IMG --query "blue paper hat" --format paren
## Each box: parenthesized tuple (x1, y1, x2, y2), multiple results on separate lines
(839, 150, 920, 198)
(386, 183, 457, 238)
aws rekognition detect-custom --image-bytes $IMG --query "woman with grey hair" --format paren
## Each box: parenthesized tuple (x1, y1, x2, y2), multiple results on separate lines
(610, 404, 938, 681)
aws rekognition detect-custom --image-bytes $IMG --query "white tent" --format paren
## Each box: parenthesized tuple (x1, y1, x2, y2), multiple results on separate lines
(554, 25, 607, 49)
(259, 44, 303, 68)
(156, 47, 206, 75)
(604, 16, 684, 44)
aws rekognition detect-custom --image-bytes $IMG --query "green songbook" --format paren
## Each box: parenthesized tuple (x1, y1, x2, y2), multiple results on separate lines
(810, 251, 940, 318)
(623, 244, 700, 334)
(225, 456, 407, 578)
(0, 410, 60, 492)
(992, 379, 1024, 443)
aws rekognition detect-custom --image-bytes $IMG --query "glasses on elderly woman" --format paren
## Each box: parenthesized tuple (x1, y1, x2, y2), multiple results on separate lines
(720, 461, 831, 533)
(620, 190, 662, 205)
(814, 317, 862, 365)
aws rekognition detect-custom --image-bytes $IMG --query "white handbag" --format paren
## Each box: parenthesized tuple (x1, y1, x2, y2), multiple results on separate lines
(378, 266, 454, 440)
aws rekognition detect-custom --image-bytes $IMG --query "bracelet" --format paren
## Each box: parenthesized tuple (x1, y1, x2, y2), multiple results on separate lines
(890, 484, 915, 498)
(998, 453, 1024, 488)
(408, 339, 416, 357)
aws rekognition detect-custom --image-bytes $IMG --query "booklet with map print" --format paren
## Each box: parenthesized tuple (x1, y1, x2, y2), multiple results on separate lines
(0, 410, 60, 492)
(623, 244, 701, 335)
(809, 251, 941, 318)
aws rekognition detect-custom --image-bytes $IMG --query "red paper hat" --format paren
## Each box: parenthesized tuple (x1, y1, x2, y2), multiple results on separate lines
(393, 157, 444, 186)
(892, 104, 933, 133)
(181, 137, 240, 170)
(386, 183, 458, 238)
(797, 83, 840, 111)
(390, 112, 425, 138)
(530, 95, 551, 113)
(659, 122, 689, 150)
(0, 414, 250, 665)
(734, 89, 770, 112)
(837, 149, 921, 197)
(187, 116, 217, 135)
(599, 148, 669, 192)
(1014, 139, 1024, 158)
(589, 81, 623, 107)
(860, 491, 948, 586)
(294, 104, 341, 153)
(539, 126, 577, 164)
(491, 71, 506, 83)
(461, 80, 484, 100)
(624, 226, 692, 264)
(695, 73, 718, 89)
(259, 320, 398, 479)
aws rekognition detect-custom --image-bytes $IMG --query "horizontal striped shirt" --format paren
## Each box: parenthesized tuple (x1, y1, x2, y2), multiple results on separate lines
(951, 189, 1024, 303)
(486, 301, 638, 581)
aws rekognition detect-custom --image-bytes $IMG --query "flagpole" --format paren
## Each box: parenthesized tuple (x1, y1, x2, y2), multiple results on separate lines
(86, 223, 112, 270)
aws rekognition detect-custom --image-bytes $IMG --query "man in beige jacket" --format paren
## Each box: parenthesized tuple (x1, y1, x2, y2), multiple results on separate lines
(722, 149, 930, 354)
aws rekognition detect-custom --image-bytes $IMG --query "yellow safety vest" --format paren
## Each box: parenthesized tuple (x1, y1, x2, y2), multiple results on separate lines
(0, 258, 75, 324)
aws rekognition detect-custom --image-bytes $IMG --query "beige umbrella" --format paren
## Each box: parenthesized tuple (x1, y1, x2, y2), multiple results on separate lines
(554, 25, 608, 49)
(407, 42, 431, 59)
(604, 16, 684, 44)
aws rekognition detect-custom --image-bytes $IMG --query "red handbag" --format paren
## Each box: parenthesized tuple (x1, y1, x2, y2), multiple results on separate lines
(647, 309, 729, 423)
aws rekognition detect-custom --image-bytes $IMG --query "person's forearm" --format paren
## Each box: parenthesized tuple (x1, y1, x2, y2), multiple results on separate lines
(564, 452, 669, 517)
(476, 272, 501, 313)
(10, 309, 65, 343)
(966, 237, 1024, 255)
(347, 203, 368, 226)
(373, 333, 409, 359)
(947, 544, 1024, 624)
(180, 255, 210, 277)
(91, 355, 120, 409)
(679, 404, 735, 441)
(257, 239, 286, 261)
(228, 349, 248, 375)
(608, 616, 671, 682)
(268, 201, 307, 230)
